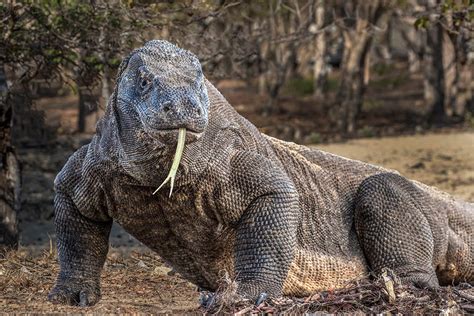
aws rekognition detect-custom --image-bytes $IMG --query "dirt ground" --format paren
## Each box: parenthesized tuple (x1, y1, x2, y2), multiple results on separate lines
(317, 132, 474, 202)
(2, 132, 473, 313)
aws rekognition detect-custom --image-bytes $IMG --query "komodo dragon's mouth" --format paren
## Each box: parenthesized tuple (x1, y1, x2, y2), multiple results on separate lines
(152, 127, 186, 197)
(146, 127, 203, 144)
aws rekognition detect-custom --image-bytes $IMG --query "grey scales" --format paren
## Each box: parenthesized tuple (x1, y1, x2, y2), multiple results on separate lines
(48, 40, 473, 306)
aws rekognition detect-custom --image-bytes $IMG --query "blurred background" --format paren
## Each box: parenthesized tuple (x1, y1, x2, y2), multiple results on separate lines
(0, 0, 473, 251)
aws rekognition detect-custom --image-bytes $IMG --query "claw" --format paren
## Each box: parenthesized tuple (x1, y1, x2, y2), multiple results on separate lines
(153, 128, 186, 197)
(255, 292, 268, 306)
(199, 292, 215, 309)
(79, 290, 89, 307)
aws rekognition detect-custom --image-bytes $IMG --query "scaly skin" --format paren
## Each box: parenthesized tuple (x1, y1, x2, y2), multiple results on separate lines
(49, 40, 473, 306)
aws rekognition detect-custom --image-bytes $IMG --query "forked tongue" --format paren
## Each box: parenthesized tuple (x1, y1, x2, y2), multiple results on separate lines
(153, 128, 186, 197)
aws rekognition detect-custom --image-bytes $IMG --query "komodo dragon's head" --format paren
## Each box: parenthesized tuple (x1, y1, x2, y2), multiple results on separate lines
(114, 40, 210, 145)
(110, 40, 211, 193)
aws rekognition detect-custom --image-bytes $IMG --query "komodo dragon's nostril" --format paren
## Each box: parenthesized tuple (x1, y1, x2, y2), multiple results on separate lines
(162, 102, 171, 113)
(196, 107, 202, 116)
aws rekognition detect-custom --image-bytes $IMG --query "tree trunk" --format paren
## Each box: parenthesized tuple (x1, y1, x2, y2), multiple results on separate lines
(0, 65, 20, 251)
(76, 43, 100, 133)
(425, 21, 445, 124)
(363, 52, 371, 86)
(334, 1, 388, 135)
(336, 26, 373, 134)
(77, 86, 100, 133)
(408, 50, 421, 73)
(399, 20, 424, 74)
(378, 14, 393, 60)
(99, 9, 112, 111)
(313, 0, 327, 97)
(257, 41, 269, 96)
(442, 31, 456, 117)
(262, 4, 293, 115)
(452, 61, 473, 117)
(443, 15, 472, 118)
(100, 73, 110, 109)
(337, 38, 369, 134)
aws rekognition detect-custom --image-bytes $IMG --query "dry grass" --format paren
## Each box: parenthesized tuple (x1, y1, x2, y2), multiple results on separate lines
(202, 272, 474, 314)
(1, 249, 472, 314)
(0, 249, 199, 313)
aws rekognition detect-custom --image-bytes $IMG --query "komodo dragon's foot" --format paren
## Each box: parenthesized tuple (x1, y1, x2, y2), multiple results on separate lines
(255, 292, 268, 305)
(48, 277, 101, 306)
(380, 266, 440, 290)
(397, 269, 440, 290)
(199, 291, 216, 309)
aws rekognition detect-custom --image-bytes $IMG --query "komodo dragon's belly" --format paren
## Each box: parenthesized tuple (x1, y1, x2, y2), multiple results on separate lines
(283, 248, 367, 296)
(280, 167, 369, 296)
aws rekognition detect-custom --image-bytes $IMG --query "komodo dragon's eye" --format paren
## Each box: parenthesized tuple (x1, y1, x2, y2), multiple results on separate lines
(140, 77, 151, 89)
(137, 75, 152, 95)
(140, 78, 148, 87)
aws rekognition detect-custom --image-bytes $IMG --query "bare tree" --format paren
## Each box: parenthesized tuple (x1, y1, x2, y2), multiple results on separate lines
(259, 1, 301, 114)
(0, 64, 20, 250)
(403, 0, 473, 123)
(442, 8, 473, 118)
(334, 0, 391, 134)
(399, 18, 425, 74)
(312, 0, 329, 97)
(424, 0, 445, 124)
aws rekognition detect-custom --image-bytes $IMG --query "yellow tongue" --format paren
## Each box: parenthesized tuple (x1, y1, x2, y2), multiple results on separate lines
(153, 128, 186, 197)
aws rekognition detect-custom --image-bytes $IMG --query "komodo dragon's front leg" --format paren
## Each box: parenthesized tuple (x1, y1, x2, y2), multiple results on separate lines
(48, 192, 112, 306)
(228, 151, 299, 299)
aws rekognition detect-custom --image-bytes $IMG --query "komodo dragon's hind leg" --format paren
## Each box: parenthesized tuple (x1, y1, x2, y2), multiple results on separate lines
(354, 173, 445, 289)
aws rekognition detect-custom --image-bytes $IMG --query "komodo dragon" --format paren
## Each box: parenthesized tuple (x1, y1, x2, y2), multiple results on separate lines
(48, 40, 473, 306)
